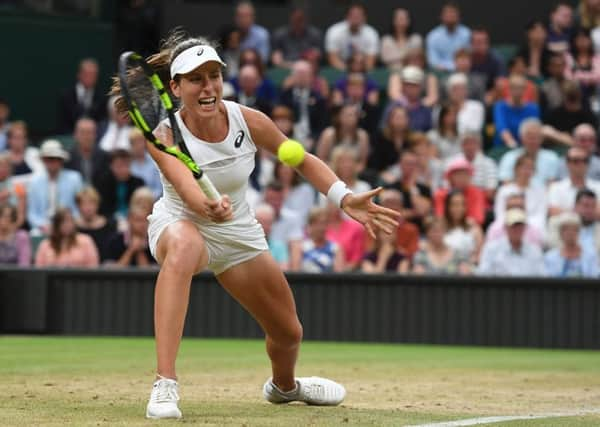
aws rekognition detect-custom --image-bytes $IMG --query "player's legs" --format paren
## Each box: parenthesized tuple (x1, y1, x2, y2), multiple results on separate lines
(154, 220, 209, 379)
(216, 251, 302, 391)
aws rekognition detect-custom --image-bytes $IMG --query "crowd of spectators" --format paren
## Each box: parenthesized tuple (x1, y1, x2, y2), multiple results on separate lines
(2, 0, 600, 278)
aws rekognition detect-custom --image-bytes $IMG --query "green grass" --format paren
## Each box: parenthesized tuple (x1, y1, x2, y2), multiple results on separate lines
(2, 337, 600, 426)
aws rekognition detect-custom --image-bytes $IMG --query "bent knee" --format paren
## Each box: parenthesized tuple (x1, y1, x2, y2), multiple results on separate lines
(270, 320, 303, 347)
(157, 221, 208, 273)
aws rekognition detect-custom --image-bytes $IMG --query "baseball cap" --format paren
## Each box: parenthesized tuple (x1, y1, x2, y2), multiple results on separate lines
(505, 208, 527, 226)
(444, 157, 474, 178)
(39, 139, 69, 161)
(401, 65, 424, 84)
(170, 45, 226, 78)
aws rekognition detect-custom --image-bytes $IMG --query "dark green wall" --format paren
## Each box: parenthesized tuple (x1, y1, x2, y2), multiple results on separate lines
(0, 15, 113, 140)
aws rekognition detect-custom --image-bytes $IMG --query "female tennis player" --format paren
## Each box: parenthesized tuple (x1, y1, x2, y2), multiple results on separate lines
(115, 32, 399, 419)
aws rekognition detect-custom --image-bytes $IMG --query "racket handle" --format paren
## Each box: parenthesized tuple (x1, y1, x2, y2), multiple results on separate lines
(197, 173, 221, 200)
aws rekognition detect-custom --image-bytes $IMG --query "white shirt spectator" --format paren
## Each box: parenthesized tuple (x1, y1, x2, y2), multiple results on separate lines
(547, 178, 600, 212)
(457, 100, 485, 134)
(325, 21, 379, 63)
(477, 237, 546, 276)
(494, 183, 547, 232)
(270, 207, 304, 244)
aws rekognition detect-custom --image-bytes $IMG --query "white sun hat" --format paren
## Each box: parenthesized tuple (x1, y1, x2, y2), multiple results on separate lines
(170, 45, 226, 78)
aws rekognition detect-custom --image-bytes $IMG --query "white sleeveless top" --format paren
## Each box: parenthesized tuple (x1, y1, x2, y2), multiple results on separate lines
(157, 101, 263, 241)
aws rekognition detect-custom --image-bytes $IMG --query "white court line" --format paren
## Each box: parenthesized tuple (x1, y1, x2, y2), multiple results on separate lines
(405, 408, 600, 427)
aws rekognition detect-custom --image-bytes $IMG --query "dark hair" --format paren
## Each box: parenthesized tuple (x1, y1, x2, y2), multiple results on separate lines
(525, 19, 546, 32)
(347, 2, 367, 16)
(382, 104, 409, 140)
(0, 97, 8, 107)
(507, 54, 527, 69)
(570, 27, 594, 57)
(437, 103, 458, 136)
(239, 47, 266, 76)
(49, 208, 77, 254)
(110, 149, 132, 162)
(444, 190, 468, 230)
(471, 26, 490, 37)
(274, 161, 303, 187)
(0, 203, 17, 223)
(575, 188, 597, 203)
(442, 1, 460, 12)
(551, 2, 572, 14)
(388, 8, 414, 38)
(514, 153, 535, 170)
(265, 180, 284, 192)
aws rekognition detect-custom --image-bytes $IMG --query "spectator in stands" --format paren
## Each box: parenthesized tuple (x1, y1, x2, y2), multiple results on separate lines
(494, 154, 547, 232)
(427, 104, 461, 161)
(543, 80, 598, 145)
(324, 200, 366, 271)
(75, 186, 116, 263)
(316, 104, 369, 171)
(234, 1, 270, 63)
(565, 28, 600, 104)
(271, 7, 323, 68)
(330, 145, 371, 196)
(65, 117, 108, 185)
(95, 149, 145, 220)
(332, 53, 380, 108)
(105, 206, 155, 267)
(451, 48, 486, 102)
(6, 121, 43, 179)
(577, 0, 600, 30)
(57, 58, 106, 133)
(98, 96, 133, 152)
(0, 204, 30, 266)
(385, 65, 433, 132)
(377, 188, 420, 259)
(336, 71, 382, 135)
(0, 153, 25, 228)
(295, 207, 344, 273)
(324, 3, 379, 71)
(445, 73, 485, 134)
(498, 118, 561, 185)
(540, 53, 568, 112)
(478, 208, 546, 276)
(558, 123, 600, 180)
(129, 187, 155, 218)
(486, 191, 545, 247)
(493, 74, 541, 148)
(517, 20, 551, 81)
(443, 190, 483, 263)
(388, 48, 440, 108)
(232, 64, 273, 114)
(255, 202, 288, 270)
(218, 26, 241, 79)
(35, 208, 99, 267)
(450, 131, 498, 203)
(231, 48, 278, 104)
(413, 216, 471, 275)
(278, 60, 328, 148)
(361, 225, 409, 273)
(546, 2, 574, 54)
(575, 189, 600, 254)
(27, 140, 83, 234)
(410, 133, 444, 192)
(0, 98, 10, 151)
(470, 27, 505, 103)
(548, 146, 600, 217)
(494, 56, 539, 104)
(281, 49, 331, 101)
(368, 105, 410, 175)
(263, 180, 303, 265)
(129, 129, 161, 200)
(380, 8, 423, 71)
(434, 157, 486, 225)
(274, 162, 315, 227)
(426, 2, 471, 72)
(545, 212, 598, 277)
(384, 150, 432, 231)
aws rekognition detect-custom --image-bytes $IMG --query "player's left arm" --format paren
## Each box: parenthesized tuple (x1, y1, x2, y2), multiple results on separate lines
(241, 106, 399, 238)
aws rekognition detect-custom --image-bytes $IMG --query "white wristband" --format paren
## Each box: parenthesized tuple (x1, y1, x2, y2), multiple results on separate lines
(327, 180, 353, 208)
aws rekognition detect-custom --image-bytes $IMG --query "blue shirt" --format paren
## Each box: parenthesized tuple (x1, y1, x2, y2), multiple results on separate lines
(498, 148, 560, 186)
(131, 153, 162, 199)
(240, 25, 270, 63)
(426, 24, 471, 71)
(301, 239, 339, 273)
(544, 247, 598, 278)
(493, 101, 540, 147)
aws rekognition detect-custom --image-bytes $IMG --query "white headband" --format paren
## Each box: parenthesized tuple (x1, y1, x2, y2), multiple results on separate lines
(170, 45, 226, 78)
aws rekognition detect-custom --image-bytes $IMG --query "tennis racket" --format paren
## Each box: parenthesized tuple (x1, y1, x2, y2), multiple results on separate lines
(118, 51, 221, 200)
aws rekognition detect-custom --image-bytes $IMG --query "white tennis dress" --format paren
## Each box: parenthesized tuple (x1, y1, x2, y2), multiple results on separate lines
(148, 100, 268, 274)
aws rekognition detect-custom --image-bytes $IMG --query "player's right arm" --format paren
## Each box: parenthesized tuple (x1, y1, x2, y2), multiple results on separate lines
(149, 123, 231, 222)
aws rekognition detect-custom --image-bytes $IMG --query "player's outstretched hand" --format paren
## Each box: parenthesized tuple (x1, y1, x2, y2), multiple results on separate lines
(341, 187, 400, 239)
(205, 195, 233, 222)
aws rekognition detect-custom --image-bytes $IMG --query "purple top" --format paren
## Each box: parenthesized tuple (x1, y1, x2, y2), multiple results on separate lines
(0, 230, 31, 266)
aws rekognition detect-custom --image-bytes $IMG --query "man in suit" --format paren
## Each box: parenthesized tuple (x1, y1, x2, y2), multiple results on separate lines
(64, 118, 109, 185)
(57, 58, 107, 134)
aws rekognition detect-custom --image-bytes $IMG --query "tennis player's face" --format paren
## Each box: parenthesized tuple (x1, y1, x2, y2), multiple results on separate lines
(175, 62, 223, 116)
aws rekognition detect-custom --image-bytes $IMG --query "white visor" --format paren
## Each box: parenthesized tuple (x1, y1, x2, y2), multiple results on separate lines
(170, 45, 226, 78)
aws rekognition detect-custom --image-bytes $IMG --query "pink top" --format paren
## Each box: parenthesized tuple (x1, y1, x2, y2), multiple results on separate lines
(564, 54, 600, 85)
(35, 233, 99, 268)
(326, 219, 366, 266)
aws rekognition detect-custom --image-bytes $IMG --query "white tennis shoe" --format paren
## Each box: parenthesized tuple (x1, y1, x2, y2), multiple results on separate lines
(263, 376, 346, 406)
(146, 377, 182, 419)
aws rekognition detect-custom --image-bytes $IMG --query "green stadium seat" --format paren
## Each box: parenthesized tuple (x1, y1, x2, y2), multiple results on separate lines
(486, 145, 511, 162)
(320, 67, 345, 85)
(493, 43, 518, 65)
(368, 67, 390, 88)
(49, 134, 76, 151)
(266, 67, 290, 87)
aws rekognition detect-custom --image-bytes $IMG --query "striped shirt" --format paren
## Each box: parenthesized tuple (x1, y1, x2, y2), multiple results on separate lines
(448, 152, 498, 190)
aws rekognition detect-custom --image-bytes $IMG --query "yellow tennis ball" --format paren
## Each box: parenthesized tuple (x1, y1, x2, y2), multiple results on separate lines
(277, 139, 305, 167)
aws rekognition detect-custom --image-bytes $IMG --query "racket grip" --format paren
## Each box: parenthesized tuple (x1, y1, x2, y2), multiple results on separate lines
(197, 173, 221, 200)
